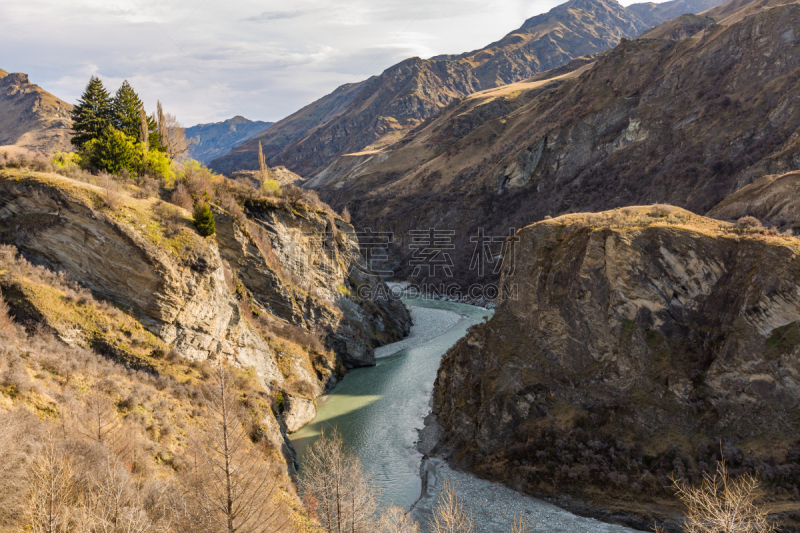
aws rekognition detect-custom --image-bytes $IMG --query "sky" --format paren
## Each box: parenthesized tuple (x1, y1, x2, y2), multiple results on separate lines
(1, 0, 643, 126)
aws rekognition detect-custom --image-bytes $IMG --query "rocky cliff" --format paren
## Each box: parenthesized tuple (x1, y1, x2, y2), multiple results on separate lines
(0, 171, 280, 383)
(214, 198, 410, 371)
(210, 0, 725, 177)
(315, 3, 800, 288)
(0, 169, 410, 433)
(432, 206, 800, 528)
(0, 70, 73, 156)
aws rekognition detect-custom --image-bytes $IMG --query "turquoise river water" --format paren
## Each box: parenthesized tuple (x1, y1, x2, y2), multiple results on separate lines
(289, 296, 490, 509)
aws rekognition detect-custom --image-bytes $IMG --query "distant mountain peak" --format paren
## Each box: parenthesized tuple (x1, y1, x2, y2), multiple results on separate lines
(0, 69, 73, 156)
(185, 116, 274, 165)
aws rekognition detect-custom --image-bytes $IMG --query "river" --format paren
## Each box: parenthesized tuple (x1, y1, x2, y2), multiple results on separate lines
(290, 297, 644, 532)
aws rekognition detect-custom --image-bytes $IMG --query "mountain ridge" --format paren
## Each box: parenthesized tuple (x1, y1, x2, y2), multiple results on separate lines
(310, 1, 800, 286)
(209, 0, 725, 176)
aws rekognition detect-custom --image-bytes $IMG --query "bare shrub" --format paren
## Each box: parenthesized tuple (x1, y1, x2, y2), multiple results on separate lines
(672, 461, 776, 533)
(379, 505, 420, 533)
(0, 293, 15, 336)
(429, 477, 474, 533)
(299, 427, 379, 532)
(178, 364, 288, 533)
(1, 358, 35, 397)
(135, 175, 160, 199)
(171, 183, 194, 211)
(737, 216, 763, 230)
(101, 174, 123, 210)
(341, 207, 352, 224)
(24, 429, 78, 533)
(74, 391, 121, 445)
(649, 204, 673, 218)
(508, 513, 531, 533)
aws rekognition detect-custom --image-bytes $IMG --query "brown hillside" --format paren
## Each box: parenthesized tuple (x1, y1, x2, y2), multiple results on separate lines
(313, 3, 800, 287)
(708, 170, 800, 228)
(0, 71, 73, 156)
(639, 13, 717, 39)
(211, 0, 726, 176)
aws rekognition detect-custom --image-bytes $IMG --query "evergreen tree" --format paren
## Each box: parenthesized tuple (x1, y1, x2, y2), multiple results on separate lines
(70, 77, 112, 148)
(193, 203, 216, 237)
(85, 125, 138, 175)
(148, 113, 164, 152)
(112, 80, 145, 141)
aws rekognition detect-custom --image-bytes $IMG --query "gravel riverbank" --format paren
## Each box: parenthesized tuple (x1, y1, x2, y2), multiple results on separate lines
(411, 408, 646, 532)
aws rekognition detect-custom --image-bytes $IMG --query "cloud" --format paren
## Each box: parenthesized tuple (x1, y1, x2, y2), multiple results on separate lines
(0, 0, 577, 125)
(243, 10, 307, 22)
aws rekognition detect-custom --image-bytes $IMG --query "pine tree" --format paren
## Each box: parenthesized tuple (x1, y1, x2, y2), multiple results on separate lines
(148, 112, 164, 152)
(86, 125, 137, 175)
(112, 81, 145, 141)
(193, 203, 216, 237)
(70, 76, 112, 148)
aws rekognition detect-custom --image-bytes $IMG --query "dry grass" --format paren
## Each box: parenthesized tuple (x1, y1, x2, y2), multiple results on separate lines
(0, 299, 305, 532)
(540, 205, 800, 246)
(0, 293, 14, 336)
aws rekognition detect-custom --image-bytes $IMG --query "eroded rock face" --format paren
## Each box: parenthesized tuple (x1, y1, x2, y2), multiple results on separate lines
(432, 207, 800, 522)
(283, 394, 317, 433)
(0, 174, 281, 386)
(214, 199, 410, 369)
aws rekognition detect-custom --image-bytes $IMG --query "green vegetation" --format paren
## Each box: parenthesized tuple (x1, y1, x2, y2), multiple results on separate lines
(193, 203, 216, 236)
(70, 77, 172, 178)
(83, 125, 138, 175)
(69, 76, 113, 148)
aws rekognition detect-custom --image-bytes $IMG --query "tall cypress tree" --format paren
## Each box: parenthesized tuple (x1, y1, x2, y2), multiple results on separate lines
(70, 76, 112, 149)
(112, 80, 145, 141)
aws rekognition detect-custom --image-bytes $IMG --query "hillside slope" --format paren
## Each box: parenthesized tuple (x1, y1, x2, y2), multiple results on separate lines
(210, 0, 725, 176)
(185, 115, 273, 164)
(432, 206, 800, 530)
(0, 169, 409, 430)
(313, 3, 800, 287)
(708, 170, 800, 228)
(0, 70, 73, 156)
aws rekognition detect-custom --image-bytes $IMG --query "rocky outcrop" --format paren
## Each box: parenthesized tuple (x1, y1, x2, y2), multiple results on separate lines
(283, 394, 317, 433)
(0, 171, 282, 387)
(707, 171, 800, 230)
(213, 199, 411, 370)
(0, 70, 73, 156)
(432, 206, 800, 527)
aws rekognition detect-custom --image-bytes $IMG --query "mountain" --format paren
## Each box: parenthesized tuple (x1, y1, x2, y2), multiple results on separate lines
(311, 1, 800, 287)
(432, 206, 800, 530)
(0, 70, 73, 156)
(627, 0, 724, 26)
(210, 0, 725, 176)
(185, 115, 273, 164)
